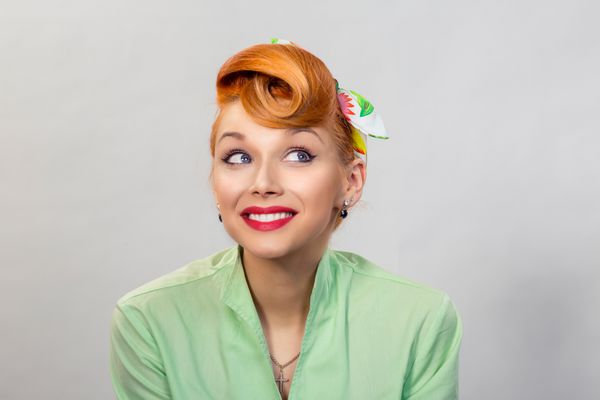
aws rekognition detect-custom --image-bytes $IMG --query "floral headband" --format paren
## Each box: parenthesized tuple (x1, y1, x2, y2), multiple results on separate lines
(270, 38, 389, 162)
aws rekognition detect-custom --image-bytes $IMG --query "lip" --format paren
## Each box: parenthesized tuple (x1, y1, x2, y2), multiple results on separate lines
(240, 206, 298, 232)
(241, 206, 298, 215)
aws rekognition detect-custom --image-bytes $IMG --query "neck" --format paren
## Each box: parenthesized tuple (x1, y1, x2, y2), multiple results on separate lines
(241, 241, 328, 331)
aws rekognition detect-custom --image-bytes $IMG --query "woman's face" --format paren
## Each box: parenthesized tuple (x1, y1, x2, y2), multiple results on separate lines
(211, 101, 364, 260)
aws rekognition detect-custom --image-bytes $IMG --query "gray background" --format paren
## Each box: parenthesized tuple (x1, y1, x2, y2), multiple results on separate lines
(1, 0, 598, 399)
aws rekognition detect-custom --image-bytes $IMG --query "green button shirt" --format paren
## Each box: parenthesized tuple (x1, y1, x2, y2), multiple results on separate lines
(110, 245, 462, 399)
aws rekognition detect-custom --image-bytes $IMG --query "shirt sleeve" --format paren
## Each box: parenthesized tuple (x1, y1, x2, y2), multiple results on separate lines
(402, 293, 463, 400)
(109, 304, 171, 400)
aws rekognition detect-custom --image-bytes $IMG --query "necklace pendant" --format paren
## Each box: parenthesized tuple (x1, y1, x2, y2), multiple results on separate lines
(275, 369, 289, 393)
(270, 351, 300, 396)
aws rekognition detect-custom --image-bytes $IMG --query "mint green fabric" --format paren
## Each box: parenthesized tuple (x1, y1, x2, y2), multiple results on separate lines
(110, 245, 462, 399)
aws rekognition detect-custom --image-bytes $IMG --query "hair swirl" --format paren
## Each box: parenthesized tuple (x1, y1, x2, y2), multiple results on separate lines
(209, 43, 355, 165)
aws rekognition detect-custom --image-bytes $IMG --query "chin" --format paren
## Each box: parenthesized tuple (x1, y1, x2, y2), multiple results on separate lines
(238, 236, 298, 260)
(225, 218, 332, 260)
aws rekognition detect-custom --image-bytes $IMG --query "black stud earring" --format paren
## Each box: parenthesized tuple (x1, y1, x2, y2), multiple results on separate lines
(218, 214, 222, 222)
(340, 199, 350, 219)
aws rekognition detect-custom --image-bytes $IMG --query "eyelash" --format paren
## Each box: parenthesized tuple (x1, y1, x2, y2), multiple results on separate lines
(221, 146, 316, 165)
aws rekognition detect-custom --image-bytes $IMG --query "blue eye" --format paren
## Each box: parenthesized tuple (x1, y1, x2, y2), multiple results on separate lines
(285, 148, 315, 163)
(222, 150, 251, 164)
(221, 147, 315, 164)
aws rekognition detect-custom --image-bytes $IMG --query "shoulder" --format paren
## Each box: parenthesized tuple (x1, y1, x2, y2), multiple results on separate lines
(329, 248, 455, 313)
(330, 249, 462, 347)
(115, 245, 238, 309)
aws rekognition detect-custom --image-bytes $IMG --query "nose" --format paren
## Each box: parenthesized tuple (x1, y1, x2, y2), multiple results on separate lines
(249, 158, 283, 197)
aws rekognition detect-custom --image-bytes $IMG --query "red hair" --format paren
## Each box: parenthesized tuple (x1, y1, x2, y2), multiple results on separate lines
(209, 43, 356, 230)
(209, 43, 355, 165)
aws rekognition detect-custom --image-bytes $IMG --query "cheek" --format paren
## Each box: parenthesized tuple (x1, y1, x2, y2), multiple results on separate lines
(212, 162, 343, 214)
(212, 169, 247, 205)
(287, 166, 342, 208)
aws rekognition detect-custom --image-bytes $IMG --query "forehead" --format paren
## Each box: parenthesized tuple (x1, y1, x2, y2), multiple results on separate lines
(215, 101, 331, 145)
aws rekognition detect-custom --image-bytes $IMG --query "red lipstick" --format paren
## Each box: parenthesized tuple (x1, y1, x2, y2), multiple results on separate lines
(240, 206, 298, 232)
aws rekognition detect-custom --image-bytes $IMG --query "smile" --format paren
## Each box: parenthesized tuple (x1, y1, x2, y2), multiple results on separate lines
(240, 206, 298, 232)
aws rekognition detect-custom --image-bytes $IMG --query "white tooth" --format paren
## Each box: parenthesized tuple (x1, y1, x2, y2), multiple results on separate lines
(247, 212, 294, 222)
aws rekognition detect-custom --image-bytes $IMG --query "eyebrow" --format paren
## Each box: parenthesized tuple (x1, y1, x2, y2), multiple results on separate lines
(217, 127, 324, 144)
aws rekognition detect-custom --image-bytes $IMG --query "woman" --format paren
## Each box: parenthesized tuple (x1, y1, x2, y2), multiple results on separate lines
(110, 38, 462, 400)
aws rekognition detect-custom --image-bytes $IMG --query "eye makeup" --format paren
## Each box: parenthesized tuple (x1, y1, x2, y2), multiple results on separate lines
(219, 145, 317, 165)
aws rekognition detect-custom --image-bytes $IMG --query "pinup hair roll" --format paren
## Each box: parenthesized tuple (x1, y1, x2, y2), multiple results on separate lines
(210, 43, 355, 164)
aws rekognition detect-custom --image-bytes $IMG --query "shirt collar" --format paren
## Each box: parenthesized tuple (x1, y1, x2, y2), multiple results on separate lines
(219, 244, 335, 337)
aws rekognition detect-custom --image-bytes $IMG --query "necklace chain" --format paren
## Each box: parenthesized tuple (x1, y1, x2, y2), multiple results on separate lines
(269, 352, 300, 369)
(270, 352, 300, 395)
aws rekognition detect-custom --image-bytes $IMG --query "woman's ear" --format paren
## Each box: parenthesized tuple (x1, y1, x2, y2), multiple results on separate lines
(208, 168, 219, 205)
(343, 158, 366, 207)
